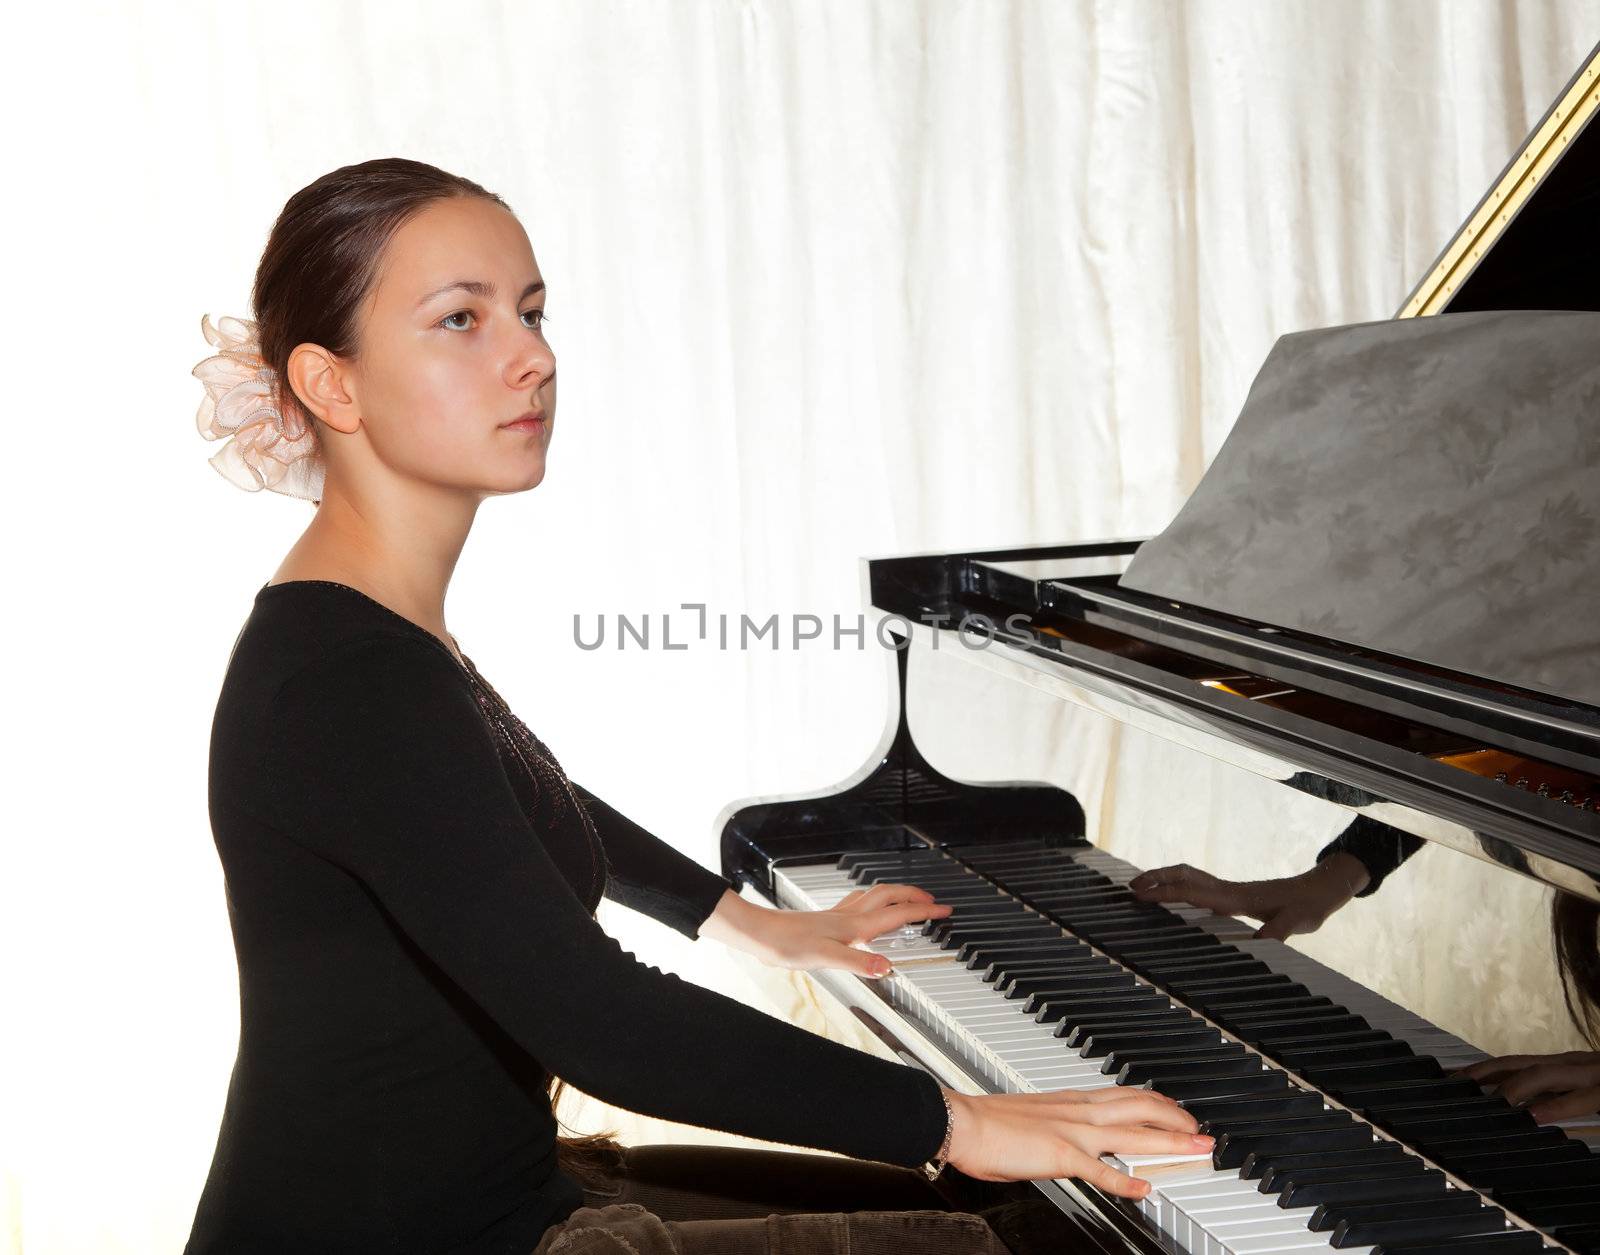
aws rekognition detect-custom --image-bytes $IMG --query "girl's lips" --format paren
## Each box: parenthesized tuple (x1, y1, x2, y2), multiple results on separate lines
(504, 417, 546, 433)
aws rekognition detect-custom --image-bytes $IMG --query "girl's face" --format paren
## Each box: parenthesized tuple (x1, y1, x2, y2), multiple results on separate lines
(340, 195, 556, 496)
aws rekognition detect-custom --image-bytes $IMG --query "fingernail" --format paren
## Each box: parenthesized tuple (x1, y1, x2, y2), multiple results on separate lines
(1192, 1135, 1214, 1148)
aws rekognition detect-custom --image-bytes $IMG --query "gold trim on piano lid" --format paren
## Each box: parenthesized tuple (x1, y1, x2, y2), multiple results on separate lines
(1400, 41, 1600, 318)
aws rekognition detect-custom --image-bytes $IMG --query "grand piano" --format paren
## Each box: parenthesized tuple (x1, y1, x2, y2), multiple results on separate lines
(717, 38, 1600, 1255)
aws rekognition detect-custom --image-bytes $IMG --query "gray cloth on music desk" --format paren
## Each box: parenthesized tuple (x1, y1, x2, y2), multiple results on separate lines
(1117, 308, 1600, 709)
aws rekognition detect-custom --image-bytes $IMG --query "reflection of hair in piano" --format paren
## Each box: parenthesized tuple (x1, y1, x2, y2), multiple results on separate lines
(1321, 816, 1600, 1047)
(1555, 893, 1600, 1046)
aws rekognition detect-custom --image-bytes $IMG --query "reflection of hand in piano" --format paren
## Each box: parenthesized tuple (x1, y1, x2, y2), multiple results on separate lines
(699, 877, 954, 978)
(1129, 853, 1371, 941)
(1459, 1053, 1600, 1124)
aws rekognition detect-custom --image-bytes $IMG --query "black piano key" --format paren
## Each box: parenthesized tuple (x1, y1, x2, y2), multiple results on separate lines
(1146, 961, 1277, 986)
(1045, 992, 1186, 1019)
(857, 870, 979, 888)
(1255, 1031, 1398, 1063)
(1108, 934, 1226, 958)
(1053, 1006, 1184, 1037)
(999, 965, 1119, 996)
(957, 935, 1061, 964)
(1280, 1168, 1448, 1209)
(922, 907, 1029, 933)
(1184, 1090, 1328, 1124)
(987, 949, 1104, 973)
(1143, 1069, 1293, 1101)
(988, 862, 1105, 879)
(970, 940, 1093, 970)
(1023, 984, 1146, 1016)
(1079, 1026, 1219, 1058)
(1550, 1225, 1600, 1255)
(1394, 1111, 1540, 1146)
(1301, 1055, 1445, 1087)
(980, 946, 1097, 979)
(937, 921, 1060, 946)
(1468, 1157, 1600, 1193)
(1342, 1078, 1485, 1108)
(1201, 1111, 1354, 1139)
(1214, 1123, 1373, 1169)
(1068, 913, 1196, 935)
(1044, 910, 1159, 930)
(1226, 1003, 1366, 1027)
(1212, 998, 1339, 1028)
(1134, 954, 1264, 977)
(1118, 1055, 1264, 1086)
(1496, 1189, 1600, 1226)
(1364, 1095, 1516, 1121)
(1245, 1140, 1414, 1183)
(1022, 975, 1146, 1006)
(944, 839, 1060, 859)
(1448, 1143, 1589, 1174)
(921, 896, 1022, 916)
(1323, 1197, 1508, 1242)
(1245, 1022, 1383, 1049)
(1116, 938, 1231, 963)
(1007, 968, 1128, 998)
(1190, 982, 1315, 1009)
(1021, 873, 1123, 889)
(1368, 1234, 1546, 1255)
(1166, 971, 1296, 996)
(1263, 1156, 1430, 1194)
(1027, 892, 1137, 912)
(1420, 1128, 1574, 1157)
(1039, 901, 1168, 921)
(836, 849, 947, 870)
(1275, 1039, 1414, 1068)
(995, 964, 1112, 994)
(1102, 1041, 1245, 1074)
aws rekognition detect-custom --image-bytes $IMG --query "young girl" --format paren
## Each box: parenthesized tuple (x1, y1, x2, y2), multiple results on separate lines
(185, 157, 1209, 1255)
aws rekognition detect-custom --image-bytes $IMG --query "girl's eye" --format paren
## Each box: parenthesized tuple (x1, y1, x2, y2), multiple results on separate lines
(438, 308, 552, 332)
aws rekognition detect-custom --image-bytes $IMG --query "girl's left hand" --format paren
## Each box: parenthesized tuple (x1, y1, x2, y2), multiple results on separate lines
(699, 882, 952, 978)
(1455, 1051, 1600, 1122)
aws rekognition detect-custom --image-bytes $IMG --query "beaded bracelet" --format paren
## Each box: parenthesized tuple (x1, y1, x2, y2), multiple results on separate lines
(920, 1088, 955, 1181)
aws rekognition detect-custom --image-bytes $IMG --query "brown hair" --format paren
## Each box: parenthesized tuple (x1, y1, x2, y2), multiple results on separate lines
(1554, 891, 1600, 1047)
(249, 157, 510, 504)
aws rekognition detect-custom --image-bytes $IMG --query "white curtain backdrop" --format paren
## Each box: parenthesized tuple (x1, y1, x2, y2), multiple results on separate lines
(4, 2, 1597, 1251)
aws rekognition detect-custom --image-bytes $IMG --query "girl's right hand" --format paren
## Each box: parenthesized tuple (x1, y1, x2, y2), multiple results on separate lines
(941, 1086, 1212, 1199)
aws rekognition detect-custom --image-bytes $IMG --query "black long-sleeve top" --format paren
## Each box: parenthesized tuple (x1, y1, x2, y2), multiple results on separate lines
(1313, 814, 1424, 897)
(185, 579, 948, 1255)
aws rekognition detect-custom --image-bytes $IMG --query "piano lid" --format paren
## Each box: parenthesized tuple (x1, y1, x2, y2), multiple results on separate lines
(1115, 307, 1600, 711)
(1401, 39, 1600, 317)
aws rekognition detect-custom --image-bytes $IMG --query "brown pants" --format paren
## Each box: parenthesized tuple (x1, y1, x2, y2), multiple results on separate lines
(530, 1143, 1079, 1255)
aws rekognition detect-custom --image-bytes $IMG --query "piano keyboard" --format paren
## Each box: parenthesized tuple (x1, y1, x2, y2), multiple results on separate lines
(771, 839, 1600, 1255)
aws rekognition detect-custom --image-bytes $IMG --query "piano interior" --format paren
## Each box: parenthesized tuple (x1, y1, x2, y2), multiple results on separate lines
(718, 37, 1600, 1255)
